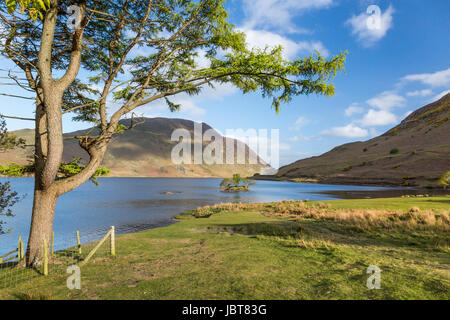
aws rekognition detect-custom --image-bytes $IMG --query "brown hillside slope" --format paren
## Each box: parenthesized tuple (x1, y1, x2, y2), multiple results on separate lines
(276, 93, 450, 187)
(1, 118, 269, 178)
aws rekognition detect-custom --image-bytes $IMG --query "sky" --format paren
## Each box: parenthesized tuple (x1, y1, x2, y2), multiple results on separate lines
(1, 0, 449, 167)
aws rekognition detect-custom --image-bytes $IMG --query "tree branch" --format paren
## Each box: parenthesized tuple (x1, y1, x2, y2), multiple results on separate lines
(0, 114, 35, 121)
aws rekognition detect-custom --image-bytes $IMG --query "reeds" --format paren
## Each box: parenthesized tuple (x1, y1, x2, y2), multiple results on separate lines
(190, 200, 450, 231)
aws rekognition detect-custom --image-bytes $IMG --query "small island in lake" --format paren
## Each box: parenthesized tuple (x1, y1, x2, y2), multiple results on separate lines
(220, 174, 254, 192)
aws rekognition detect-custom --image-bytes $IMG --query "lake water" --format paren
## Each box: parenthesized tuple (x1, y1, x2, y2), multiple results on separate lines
(0, 177, 403, 253)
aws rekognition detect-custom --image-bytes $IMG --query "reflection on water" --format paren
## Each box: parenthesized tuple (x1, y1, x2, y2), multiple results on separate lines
(0, 177, 405, 252)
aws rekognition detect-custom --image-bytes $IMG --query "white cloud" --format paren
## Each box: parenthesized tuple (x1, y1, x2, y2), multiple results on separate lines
(194, 50, 212, 69)
(406, 89, 433, 97)
(295, 118, 306, 126)
(369, 128, 378, 137)
(403, 110, 413, 118)
(360, 109, 398, 127)
(366, 91, 406, 110)
(0, 25, 6, 46)
(197, 82, 238, 100)
(295, 41, 330, 57)
(279, 151, 315, 166)
(345, 103, 364, 116)
(431, 90, 450, 102)
(242, 0, 333, 33)
(138, 96, 206, 117)
(279, 142, 292, 151)
(322, 124, 369, 138)
(241, 28, 330, 59)
(346, 5, 394, 47)
(402, 68, 450, 87)
(290, 116, 310, 131)
(176, 99, 206, 116)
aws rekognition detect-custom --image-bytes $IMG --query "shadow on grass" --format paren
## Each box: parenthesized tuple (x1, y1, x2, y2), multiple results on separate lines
(208, 219, 449, 254)
(212, 220, 304, 238)
(11, 291, 53, 300)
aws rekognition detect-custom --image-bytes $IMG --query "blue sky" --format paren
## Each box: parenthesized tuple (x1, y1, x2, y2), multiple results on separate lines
(1, 0, 449, 167)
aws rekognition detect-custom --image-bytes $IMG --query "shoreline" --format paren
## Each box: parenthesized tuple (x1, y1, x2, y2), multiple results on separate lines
(2, 174, 446, 191)
(250, 174, 446, 189)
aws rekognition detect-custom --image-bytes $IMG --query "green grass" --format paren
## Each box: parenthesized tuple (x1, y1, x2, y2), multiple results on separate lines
(0, 196, 449, 300)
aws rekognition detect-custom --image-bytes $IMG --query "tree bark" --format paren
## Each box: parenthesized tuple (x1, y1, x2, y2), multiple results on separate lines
(26, 188, 57, 266)
(25, 98, 61, 267)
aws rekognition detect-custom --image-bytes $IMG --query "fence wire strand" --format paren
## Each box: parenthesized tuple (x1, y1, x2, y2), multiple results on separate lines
(0, 227, 115, 290)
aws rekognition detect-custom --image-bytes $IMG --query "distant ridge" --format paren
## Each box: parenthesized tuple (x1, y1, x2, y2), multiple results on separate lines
(2, 117, 270, 178)
(272, 93, 450, 187)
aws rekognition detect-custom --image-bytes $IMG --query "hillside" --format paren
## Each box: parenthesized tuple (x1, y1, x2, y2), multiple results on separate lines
(1, 118, 270, 178)
(274, 93, 450, 187)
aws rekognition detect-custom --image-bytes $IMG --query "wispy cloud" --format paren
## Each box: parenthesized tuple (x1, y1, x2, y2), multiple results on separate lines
(366, 91, 406, 110)
(431, 90, 450, 102)
(241, 0, 334, 33)
(138, 96, 206, 117)
(322, 124, 369, 138)
(406, 89, 433, 97)
(401, 68, 450, 87)
(356, 91, 404, 127)
(403, 110, 413, 118)
(346, 5, 394, 47)
(345, 103, 364, 116)
(360, 109, 398, 127)
(240, 28, 330, 59)
(290, 116, 310, 131)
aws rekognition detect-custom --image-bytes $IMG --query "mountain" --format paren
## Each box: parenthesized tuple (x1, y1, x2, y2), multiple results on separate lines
(273, 93, 450, 187)
(2, 117, 270, 178)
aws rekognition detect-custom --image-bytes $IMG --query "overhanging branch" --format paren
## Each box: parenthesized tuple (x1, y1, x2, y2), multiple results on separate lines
(0, 114, 34, 121)
(0, 93, 35, 100)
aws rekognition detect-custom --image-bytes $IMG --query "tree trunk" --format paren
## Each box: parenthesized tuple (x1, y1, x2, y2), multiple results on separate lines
(25, 100, 60, 267)
(23, 1, 89, 268)
(26, 188, 57, 267)
(25, 98, 108, 267)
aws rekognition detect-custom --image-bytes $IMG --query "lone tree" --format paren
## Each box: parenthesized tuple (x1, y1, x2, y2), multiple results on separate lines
(0, 116, 25, 234)
(220, 173, 253, 192)
(0, 0, 346, 267)
(438, 171, 449, 189)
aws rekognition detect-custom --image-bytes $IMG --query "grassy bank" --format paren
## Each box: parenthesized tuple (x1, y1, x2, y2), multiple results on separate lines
(0, 196, 449, 300)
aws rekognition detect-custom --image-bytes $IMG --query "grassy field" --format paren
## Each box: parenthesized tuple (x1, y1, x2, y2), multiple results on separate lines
(0, 196, 449, 300)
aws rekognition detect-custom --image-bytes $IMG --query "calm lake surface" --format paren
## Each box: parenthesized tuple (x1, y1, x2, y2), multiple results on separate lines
(0, 177, 404, 252)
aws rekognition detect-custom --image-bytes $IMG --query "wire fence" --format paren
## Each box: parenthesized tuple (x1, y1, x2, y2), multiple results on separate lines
(0, 226, 115, 290)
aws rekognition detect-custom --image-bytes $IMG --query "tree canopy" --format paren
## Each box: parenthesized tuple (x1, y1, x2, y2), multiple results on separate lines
(220, 173, 254, 192)
(438, 171, 449, 190)
(1, 0, 346, 127)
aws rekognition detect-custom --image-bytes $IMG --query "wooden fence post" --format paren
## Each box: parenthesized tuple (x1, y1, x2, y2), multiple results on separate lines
(76, 231, 81, 255)
(79, 229, 112, 267)
(18, 236, 23, 260)
(43, 239, 48, 276)
(51, 231, 54, 256)
(20, 237, 24, 260)
(110, 226, 115, 257)
(18, 236, 21, 260)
